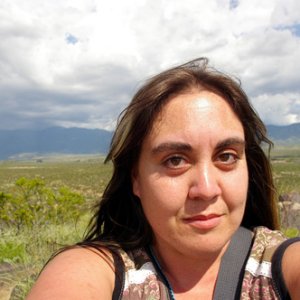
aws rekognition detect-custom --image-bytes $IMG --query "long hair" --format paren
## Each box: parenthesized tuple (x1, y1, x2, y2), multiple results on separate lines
(82, 58, 279, 251)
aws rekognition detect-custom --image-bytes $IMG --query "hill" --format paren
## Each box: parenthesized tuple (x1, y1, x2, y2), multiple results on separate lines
(267, 123, 300, 144)
(0, 127, 113, 160)
(1, 123, 300, 160)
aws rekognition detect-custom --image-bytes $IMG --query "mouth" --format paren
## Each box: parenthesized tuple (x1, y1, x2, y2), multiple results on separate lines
(183, 214, 223, 230)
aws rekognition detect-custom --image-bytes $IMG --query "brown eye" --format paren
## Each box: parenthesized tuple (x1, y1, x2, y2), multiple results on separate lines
(164, 156, 185, 168)
(217, 153, 238, 164)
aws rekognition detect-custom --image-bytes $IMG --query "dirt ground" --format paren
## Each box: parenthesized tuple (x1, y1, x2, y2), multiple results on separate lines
(0, 263, 14, 300)
(0, 263, 31, 300)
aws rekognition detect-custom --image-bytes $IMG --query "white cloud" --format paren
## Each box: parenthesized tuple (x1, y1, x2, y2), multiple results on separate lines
(0, 0, 300, 130)
(272, 0, 300, 26)
(252, 92, 300, 125)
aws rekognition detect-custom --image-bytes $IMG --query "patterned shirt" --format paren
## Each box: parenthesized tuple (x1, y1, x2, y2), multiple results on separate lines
(113, 227, 289, 299)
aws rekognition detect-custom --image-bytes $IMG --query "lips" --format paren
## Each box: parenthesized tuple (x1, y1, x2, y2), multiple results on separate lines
(183, 213, 222, 230)
(186, 213, 221, 221)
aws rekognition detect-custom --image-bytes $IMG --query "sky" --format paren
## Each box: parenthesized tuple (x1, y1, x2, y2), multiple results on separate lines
(1, 0, 300, 131)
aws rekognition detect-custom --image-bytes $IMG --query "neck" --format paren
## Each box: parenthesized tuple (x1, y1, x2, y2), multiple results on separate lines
(149, 242, 228, 296)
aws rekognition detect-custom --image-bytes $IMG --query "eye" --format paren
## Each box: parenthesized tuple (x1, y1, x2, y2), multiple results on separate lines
(217, 152, 239, 165)
(164, 155, 186, 168)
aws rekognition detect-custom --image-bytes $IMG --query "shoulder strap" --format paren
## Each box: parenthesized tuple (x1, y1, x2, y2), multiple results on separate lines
(112, 251, 125, 300)
(111, 228, 253, 300)
(213, 226, 253, 300)
(271, 237, 300, 300)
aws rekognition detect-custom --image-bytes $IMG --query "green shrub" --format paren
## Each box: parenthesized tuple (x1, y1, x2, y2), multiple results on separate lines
(283, 227, 300, 238)
(0, 241, 27, 264)
(0, 177, 86, 229)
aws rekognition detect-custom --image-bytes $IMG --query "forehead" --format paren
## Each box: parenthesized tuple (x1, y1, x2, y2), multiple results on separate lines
(148, 90, 244, 139)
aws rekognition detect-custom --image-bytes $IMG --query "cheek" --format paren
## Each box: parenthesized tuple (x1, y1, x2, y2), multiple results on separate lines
(219, 159, 248, 198)
(225, 167, 248, 210)
(138, 177, 186, 217)
(241, 165, 249, 200)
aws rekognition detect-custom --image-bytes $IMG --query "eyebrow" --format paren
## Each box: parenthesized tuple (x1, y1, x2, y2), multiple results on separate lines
(151, 138, 245, 155)
(215, 137, 246, 151)
(151, 142, 192, 155)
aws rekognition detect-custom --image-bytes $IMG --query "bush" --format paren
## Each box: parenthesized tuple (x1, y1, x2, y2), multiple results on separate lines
(283, 227, 300, 238)
(0, 177, 86, 229)
(0, 241, 27, 264)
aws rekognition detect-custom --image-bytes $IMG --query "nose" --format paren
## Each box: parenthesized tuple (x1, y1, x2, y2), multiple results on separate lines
(188, 163, 221, 201)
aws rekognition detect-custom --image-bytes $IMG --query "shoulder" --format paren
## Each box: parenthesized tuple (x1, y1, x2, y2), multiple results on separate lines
(241, 227, 289, 298)
(250, 227, 300, 299)
(26, 246, 116, 300)
(281, 239, 300, 299)
(248, 226, 286, 262)
(252, 226, 286, 245)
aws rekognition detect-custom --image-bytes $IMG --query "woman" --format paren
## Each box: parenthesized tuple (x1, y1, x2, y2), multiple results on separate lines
(27, 58, 300, 299)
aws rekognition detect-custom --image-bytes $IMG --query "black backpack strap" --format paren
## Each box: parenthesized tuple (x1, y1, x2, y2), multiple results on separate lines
(112, 251, 125, 300)
(213, 227, 253, 300)
(271, 237, 300, 300)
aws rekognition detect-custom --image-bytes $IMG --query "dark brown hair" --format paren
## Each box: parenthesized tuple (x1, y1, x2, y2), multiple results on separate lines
(82, 58, 279, 250)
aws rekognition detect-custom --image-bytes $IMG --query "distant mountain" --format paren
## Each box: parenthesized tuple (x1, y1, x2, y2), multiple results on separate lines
(1, 124, 300, 160)
(0, 127, 113, 160)
(267, 123, 300, 144)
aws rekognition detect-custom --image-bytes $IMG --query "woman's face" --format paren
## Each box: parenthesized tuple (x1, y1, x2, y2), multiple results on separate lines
(132, 90, 248, 257)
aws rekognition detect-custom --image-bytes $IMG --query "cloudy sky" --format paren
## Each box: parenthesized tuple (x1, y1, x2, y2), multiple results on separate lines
(1, 0, 300, 131)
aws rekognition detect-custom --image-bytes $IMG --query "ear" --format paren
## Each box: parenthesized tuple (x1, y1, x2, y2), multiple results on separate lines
(131, 168, 141, 198)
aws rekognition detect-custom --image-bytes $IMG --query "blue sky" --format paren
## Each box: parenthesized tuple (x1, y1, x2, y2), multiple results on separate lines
(0, 0, 300, 130)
